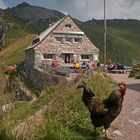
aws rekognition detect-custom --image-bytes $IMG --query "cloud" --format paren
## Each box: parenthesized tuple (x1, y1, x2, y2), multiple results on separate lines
(47, 0, 105, 20)
(43, 0, 140, 21)
(107, 0, 140, 19)
(0, 0, 7, 9)
(3, 0, 140, 21)
(118, 0, 140, 7)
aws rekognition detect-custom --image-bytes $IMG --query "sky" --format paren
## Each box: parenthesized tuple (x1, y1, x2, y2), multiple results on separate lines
(0, 0, 140, 21)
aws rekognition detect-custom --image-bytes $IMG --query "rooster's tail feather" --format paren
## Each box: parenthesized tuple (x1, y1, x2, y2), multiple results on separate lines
(77, 81, 95, 96)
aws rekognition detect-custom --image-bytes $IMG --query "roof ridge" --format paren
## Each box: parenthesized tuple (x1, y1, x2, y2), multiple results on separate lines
(39, 15, 68, 41)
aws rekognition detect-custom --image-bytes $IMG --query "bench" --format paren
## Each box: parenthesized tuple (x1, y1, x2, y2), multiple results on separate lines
(111, 68, 132, 74)
(111, 69, 127, 73)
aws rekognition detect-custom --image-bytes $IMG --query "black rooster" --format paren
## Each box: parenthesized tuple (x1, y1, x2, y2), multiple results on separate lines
(77, 81, 127, 139)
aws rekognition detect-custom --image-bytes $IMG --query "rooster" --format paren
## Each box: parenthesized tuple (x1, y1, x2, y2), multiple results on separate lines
(77, 81, 127, 139)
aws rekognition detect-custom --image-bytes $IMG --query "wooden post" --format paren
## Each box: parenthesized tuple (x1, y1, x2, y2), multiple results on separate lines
(104, 0, 107, 71)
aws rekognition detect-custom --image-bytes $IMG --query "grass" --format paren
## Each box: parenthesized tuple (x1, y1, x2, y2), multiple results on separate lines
(0, 124, 15, 140)
(0, 34, 36, 65)
(32, 74, 115, 140)
(1, 73, 116, 140)
(129, 63, 140, 79)
(4, 27, 28, 46)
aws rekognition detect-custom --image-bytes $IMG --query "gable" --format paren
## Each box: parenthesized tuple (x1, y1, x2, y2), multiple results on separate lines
(53, 16, 82, 33)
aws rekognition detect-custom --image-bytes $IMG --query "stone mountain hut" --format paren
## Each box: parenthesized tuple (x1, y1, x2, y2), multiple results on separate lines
(24, 15, 99, 75)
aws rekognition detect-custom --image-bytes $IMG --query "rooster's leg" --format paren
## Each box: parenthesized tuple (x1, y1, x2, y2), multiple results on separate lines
(93, 126, 96, 135)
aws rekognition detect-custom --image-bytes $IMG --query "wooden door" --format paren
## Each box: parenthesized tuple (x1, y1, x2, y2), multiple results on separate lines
(65, 54, 71, 63)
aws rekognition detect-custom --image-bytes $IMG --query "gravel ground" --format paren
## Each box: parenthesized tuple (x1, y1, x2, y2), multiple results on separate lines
(108, 74, 140, 140)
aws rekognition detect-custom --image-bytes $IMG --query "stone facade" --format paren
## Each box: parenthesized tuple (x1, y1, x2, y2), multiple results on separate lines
(24, 15, 99, 73)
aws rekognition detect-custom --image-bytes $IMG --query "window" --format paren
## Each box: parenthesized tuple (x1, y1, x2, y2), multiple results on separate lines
(74, 38, 82, 43)
(81, 55, 89, 59)
(32, 38, 40, 45)
(43, 54, 53, 59)
(65, 24, 71, 28)
(65, 37, 72, 42)
(55, 37, 63, 42)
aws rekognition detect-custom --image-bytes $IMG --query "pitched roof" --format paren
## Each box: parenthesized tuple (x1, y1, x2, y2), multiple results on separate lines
(24, 15, 68, 50)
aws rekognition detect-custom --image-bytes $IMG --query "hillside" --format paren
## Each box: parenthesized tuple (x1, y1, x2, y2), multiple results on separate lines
(0, 72, 116, 140)
(0, 34, 36, 65)
(0, 34, 37, 138)
(79, 19, 140, 65)
(0, 34, 36, 96)
(0, 8, 29, 48)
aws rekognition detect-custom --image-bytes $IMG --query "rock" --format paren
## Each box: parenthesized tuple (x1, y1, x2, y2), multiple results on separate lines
(132, 105, 140, 113)
(15, 82, 36, 101)
(113, 130, 122, 136)
(2, 103, 14, 113)
(129, 120, 140, 125)
(27, 68, 66, 92)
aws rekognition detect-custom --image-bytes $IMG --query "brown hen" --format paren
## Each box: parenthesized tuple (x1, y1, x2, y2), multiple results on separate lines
(77, 81, 127, 139)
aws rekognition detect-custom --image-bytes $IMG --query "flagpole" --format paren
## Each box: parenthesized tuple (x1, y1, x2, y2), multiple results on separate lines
(104, 0, 107, 71)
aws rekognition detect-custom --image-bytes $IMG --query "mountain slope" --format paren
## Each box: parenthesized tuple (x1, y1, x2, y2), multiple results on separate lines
(79, 19, 140, 65)
(0, 7, 30, 49)
(9, 2, 65, 33)
(10, 2, 64, 22)
(0, 34, 36, 65)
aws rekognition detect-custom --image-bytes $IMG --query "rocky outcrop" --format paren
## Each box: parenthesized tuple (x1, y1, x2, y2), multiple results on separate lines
(15, 82, 36, 101)
(28, 68, 66, 92)
(0, 24, 7, 49)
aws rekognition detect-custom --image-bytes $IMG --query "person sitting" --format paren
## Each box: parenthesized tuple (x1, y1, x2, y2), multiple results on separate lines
(81, 61, 86, 68)
(120, 64, 126, 70)
(107, 62, 115, 73)
(74, 61, 80, 69)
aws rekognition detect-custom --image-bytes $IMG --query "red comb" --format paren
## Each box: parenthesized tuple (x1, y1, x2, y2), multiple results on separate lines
(118, 82, 127, 89)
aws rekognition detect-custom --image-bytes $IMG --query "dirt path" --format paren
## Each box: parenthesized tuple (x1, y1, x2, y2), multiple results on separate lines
(108, 74, 140, 140)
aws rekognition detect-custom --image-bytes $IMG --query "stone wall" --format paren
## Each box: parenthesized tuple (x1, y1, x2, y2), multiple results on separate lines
(29, 68, 65, 92)
(24, 49, 66, 92)
(24, 49, 35, 77)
